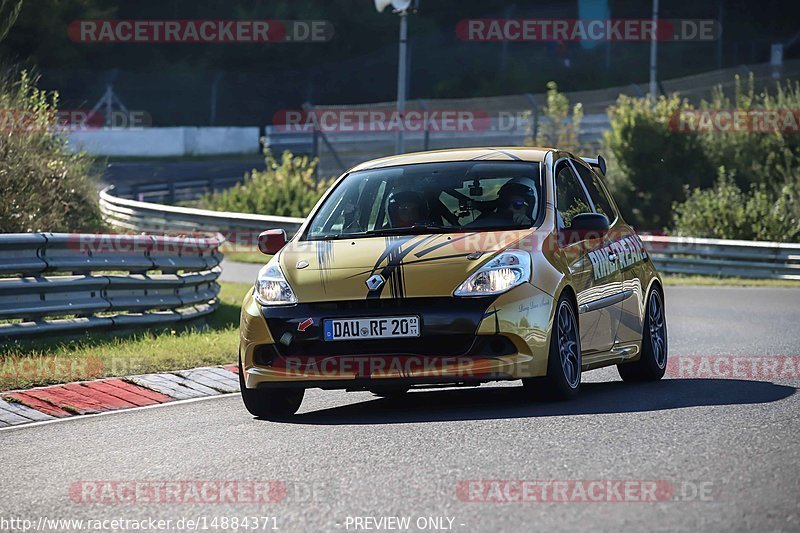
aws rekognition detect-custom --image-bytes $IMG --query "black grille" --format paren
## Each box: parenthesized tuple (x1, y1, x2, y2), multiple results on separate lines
(262, 297, 496, 358)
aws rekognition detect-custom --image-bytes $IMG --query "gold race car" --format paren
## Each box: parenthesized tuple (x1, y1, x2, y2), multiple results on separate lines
(238, 147, 667, 417)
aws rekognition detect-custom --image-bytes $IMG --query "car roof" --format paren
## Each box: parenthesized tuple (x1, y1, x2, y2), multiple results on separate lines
(348, 147, 554, 172)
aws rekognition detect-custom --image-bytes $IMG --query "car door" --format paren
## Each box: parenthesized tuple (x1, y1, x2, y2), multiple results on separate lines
(554, 159, 621, 354)
(573, 161, 645, 346)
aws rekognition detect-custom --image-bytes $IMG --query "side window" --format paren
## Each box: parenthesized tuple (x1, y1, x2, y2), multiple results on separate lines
(555, 163, 592, 228)
(573, 162, 616, 222)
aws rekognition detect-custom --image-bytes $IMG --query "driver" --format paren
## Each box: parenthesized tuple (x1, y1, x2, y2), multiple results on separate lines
(469, 177, 537, 227)
(387, 190, 428, 228)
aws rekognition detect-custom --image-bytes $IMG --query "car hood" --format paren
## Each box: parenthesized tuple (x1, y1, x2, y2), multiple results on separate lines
(278, 230, 531, 302)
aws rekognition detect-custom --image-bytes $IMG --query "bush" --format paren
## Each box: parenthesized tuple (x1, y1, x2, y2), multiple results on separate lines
(199, 149, 333, 218)
(0, 71, 104, 233)
(603, 75, 800, 240)
(699, 74, 800, 195)
(603, 93, 714, 230)
(672, 168, 800, 243)
(528, 81, 584, 153)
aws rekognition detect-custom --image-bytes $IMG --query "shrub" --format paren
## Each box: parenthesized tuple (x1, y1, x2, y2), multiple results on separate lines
(199, 149, 333, 218)
(603, 93, 714, 230)
(604, 75, 800, 239)
(529, 81, 584, 153)
(672, 168, 800, 243)
(0, 71, 104, 233)
(699, 74, 800, 195)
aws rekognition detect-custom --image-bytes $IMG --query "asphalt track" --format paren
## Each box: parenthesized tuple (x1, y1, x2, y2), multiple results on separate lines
(1, 282, 798, 532)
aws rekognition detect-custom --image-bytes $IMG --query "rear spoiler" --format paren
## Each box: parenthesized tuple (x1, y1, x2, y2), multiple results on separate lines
(581, 155, 607, 176)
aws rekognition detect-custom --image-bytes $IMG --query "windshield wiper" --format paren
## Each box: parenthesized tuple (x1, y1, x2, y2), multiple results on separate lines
(307, 224, 456, 241)
(362, 223, 452, 236)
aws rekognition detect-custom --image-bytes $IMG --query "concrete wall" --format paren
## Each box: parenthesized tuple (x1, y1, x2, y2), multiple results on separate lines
(67, 127, 260, 157)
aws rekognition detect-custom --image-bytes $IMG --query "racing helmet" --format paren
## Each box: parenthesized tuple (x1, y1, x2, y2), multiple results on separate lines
(497, 177, 538, 218)
(387, 190, 427, 227)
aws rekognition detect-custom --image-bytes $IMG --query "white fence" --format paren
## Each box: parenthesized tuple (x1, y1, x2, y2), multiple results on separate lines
(67, 127, 260, 157)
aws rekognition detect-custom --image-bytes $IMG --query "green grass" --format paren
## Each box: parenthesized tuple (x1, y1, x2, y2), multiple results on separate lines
(225, 250, 271, 264)
(0, 281, 252, 392)
(219, 241, 271, 264)
(662, 274, 800, 288)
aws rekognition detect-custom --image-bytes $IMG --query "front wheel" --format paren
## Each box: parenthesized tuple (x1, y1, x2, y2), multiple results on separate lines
(617, 286, 667, 382)
(239, 357, 304, 418)
(523, 293, 581, 400)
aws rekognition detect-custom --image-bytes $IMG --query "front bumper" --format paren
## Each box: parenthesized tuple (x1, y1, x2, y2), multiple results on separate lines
(239, 285, 554, 390)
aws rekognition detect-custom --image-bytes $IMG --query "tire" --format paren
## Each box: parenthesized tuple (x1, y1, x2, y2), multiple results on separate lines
(369, 386, 410, 399)
(617, 286, 668, 382)
(524, 293, 581, 400)
(238, 357, 304, 418)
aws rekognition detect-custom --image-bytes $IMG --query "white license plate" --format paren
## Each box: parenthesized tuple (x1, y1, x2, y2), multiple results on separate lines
(323, 316, 420, 341)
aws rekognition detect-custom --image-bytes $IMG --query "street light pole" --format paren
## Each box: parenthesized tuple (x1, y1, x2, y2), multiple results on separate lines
(649, 0, 659, 101)
(395, 10, 408, 154)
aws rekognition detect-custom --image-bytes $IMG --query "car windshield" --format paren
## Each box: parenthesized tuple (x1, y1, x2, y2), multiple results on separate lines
(305, 161, 542, 240)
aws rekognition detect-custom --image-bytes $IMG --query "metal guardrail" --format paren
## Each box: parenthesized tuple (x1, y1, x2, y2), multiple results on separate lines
(99, 186, 304, 235)
(641, 235, 800, 280)
(117, 176, 245, 204)
(0, 233, 223, 339)
(99, 186, 799, 281)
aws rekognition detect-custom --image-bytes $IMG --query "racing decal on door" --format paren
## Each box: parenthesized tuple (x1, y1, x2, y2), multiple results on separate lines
(315, 240, 334, 291)
(587, 235, 646, 280)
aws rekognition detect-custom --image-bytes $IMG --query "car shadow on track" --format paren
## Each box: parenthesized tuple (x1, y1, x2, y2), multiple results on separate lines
(283, 379, 796, 425)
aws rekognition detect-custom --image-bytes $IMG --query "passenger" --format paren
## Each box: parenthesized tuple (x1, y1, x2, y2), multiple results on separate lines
(387, 190, 428, 227)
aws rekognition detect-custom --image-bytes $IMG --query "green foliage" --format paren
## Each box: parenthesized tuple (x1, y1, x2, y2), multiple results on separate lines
(604, 75, 800, 241)
(0, 0, 22, 42)
(699, 74, 800, 194)
(529, 81, 584, 153)
(672, 168, 800, 243)
(603, 93, 714, 230)
(200, 150, 333, 218)
(0, 71, 104, 233)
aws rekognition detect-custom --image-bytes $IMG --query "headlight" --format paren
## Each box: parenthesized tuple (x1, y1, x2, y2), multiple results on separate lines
(254, 261, 297, 306)
(454, 249, 531, 297)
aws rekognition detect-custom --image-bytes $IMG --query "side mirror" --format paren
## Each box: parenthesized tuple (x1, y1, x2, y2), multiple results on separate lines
(561, 213, 609, 244)
(257, 229, 287, 255)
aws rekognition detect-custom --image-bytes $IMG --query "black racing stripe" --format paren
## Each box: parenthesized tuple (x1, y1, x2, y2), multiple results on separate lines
(367, 235, 435, 299)
(413, 233, 478, 258)
(316, 240, 333, 292)
(493, 149, 522, 160)
(367, 236, 407, 300)
(346, 251, 472, 279)
(400, 252, 472, 266)
(371, 235, 415, 270)
(386, 236, 407, 298)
